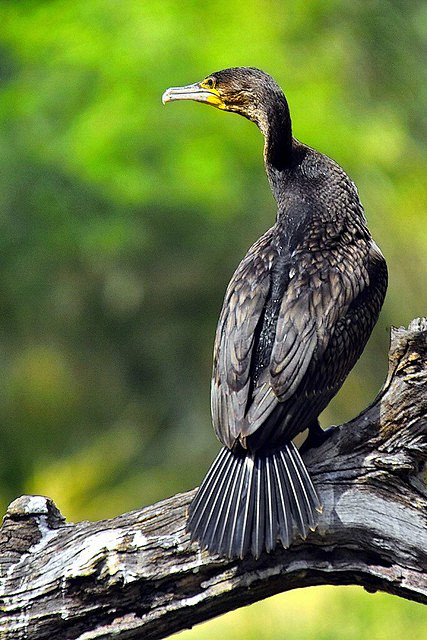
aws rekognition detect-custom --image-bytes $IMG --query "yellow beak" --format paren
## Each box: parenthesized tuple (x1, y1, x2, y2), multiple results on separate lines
(162, 82, 224, 108)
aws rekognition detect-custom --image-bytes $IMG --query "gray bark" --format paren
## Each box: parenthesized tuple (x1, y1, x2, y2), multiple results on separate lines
(0, 318, 426, 640)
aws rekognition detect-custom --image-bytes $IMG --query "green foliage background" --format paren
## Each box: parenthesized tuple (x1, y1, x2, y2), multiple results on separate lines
(0, 0, 426, 636)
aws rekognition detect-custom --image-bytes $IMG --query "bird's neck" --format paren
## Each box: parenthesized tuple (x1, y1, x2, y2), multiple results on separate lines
(256, 95, 294, 203)
(258, 95, 293, 171)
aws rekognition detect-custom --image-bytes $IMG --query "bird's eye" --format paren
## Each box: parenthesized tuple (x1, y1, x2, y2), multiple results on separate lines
(204, 77, 215, 89)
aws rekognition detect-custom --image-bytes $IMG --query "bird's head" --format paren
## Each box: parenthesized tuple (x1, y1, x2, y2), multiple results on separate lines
(162, 67, 285, 131)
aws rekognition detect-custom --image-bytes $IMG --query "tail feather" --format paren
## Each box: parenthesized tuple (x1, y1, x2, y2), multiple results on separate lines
(272, 454, 292, 548)
(284, 443, 319, 532)
(264, 456, 278, 553)
(188, 446, 229, 534)
(281, 446, 309, 537)
(238, 454, 255, 558)
(251, 455, 265, 558)
(215, 454, 244, 554)
(290, 442, 322, 519)
(193, 449, 239, 546)
(187, 444, 321, 559)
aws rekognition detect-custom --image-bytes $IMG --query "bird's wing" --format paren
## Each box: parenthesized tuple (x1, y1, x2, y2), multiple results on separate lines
(243, 242, 370, 436)
(213, 231, 376, 447)
(211, 231, 274, 448)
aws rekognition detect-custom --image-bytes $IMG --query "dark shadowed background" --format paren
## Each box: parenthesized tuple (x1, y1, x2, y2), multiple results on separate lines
(0, 1, 426, 637)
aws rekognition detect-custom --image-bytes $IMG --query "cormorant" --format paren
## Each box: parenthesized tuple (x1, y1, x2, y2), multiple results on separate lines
(162, 67, 388, 559)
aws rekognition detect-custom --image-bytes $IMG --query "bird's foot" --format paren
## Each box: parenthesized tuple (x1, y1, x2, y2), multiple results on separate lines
(300, 423, 336, 454)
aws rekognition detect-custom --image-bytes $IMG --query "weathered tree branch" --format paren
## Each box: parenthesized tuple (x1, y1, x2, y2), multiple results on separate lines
(0, 318, 426, 640)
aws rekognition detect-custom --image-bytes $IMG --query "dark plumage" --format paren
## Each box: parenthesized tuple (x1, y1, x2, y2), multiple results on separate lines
(163, 67, 388, 558)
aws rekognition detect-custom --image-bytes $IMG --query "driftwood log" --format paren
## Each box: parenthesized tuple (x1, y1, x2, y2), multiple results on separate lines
(0, 318, 426, 640)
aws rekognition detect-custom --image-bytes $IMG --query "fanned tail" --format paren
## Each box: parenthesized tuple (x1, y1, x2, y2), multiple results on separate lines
(187, 443, 321, 559)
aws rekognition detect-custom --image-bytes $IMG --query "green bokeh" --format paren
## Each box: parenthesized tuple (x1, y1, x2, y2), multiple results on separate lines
(0, 0, 426, 637)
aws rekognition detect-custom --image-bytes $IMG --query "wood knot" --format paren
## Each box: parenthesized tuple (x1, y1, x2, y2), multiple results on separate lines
(5, 495, 65, 527)
(0, 495, 65, 558)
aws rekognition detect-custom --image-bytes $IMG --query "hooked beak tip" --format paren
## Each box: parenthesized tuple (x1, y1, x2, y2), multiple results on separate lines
(161, 89, 171, 105)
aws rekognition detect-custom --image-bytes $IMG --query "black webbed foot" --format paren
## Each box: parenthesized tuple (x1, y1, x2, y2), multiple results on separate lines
(299, 420, 336, 454)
